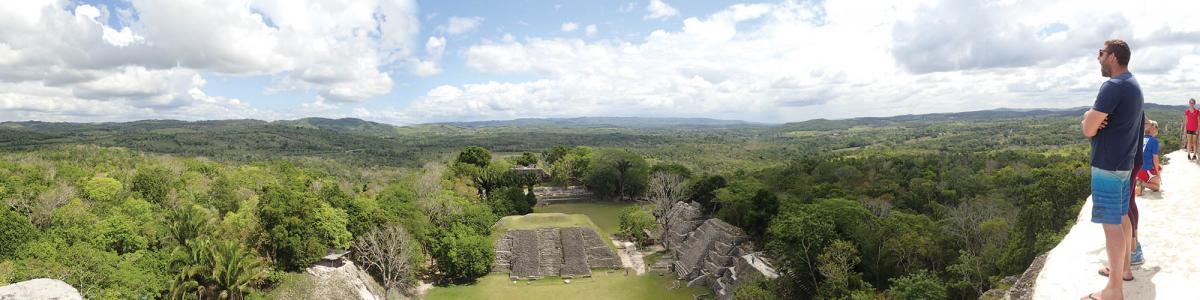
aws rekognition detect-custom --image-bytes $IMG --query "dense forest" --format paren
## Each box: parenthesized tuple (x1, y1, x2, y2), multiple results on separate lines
(0, 105, 1186, 299)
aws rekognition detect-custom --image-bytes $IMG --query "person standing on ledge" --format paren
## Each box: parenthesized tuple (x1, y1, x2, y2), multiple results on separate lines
(1080, 39, 1143, 300)
(1183, 99, 1199, 160)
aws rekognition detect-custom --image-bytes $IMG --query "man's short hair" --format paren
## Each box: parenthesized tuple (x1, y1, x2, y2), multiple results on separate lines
(1104, 39, 1131, 66)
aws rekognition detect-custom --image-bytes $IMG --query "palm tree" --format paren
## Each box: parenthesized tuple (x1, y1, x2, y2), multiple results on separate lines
(613, 158, 633, 201)
(167, 206, 209, 250)
(210, 240, 267, 300)
(168, 239, 266, 300)
(168, 239, 212, 300)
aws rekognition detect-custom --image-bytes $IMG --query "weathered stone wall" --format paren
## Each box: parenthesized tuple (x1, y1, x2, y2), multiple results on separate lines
(581, 227, 621, 269)
(510, 230, 542, 279)
(672, 219, 747, 291)
(537, 228, 564, 276)
(661, 201, 705, 250)
(662, 201, 779, 300)
(493, 232, 514, 273)
(559, 227, 591, 277)
(494, 226, 620, 279)
(715, 249, 779, 299)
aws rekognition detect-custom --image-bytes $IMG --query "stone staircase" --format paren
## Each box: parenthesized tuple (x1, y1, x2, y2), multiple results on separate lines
(495, 227, 620, 280)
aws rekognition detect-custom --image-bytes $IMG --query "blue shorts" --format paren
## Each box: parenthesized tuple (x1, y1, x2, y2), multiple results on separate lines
(1091, 167, 1131, 224)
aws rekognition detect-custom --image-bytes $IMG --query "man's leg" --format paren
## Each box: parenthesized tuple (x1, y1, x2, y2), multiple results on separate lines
(1089, 167, 1131, 299)
(1096, 218, 1128, 300)
(1122, 214, 1133, 278)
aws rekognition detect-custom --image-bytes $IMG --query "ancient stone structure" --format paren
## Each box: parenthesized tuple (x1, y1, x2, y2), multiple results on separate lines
(661, 201, 779, 300)
(660, 199, 704, 249)
(531, 186, 596, 206)
(493, 226, 620, 279)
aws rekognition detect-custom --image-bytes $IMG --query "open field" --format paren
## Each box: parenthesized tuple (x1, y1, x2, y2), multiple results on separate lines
(425, 270, 707, 300)
(533, 202, 637, 239)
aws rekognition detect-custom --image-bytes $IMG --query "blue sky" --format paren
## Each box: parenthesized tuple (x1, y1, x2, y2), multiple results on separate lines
(2, 0, 1199, 124)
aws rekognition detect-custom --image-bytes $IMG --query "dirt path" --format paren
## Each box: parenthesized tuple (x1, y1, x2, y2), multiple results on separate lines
(610, 237, 647, 275)
(1033, 150, 1200, 299)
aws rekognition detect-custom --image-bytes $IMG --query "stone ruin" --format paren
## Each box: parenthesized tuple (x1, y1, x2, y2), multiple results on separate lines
(493, 227, 621, 279)
(531, 186, 596, 206)
(661, 201, 780, 300)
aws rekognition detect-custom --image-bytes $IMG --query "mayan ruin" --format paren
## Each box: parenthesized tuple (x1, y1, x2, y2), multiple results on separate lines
(493, 227, 622, 280)
(661, 201, 779, 300)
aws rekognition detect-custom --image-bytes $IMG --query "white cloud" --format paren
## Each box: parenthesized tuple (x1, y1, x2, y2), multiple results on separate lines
(409, 36, 446, 77)
(8, 0, 1200, 124)
(0, 68, 277, 122)
(439, 16, 483, 36)
(619, 2, 637, 13)
(0, 0, 420, 121)
(396, 0, 1200, 124)
(561, 22, 579, 32)
(426, 36, 447, 59)
(644, 0, 679, 20)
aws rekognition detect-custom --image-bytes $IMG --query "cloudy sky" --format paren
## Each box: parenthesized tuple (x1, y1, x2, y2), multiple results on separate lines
(2, 0, 1199, 124)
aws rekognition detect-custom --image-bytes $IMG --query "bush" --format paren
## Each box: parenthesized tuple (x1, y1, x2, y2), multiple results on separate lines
(888, 270, 948, 300)
(515, 152, 538, 167)
(131, 167, 174, 203)
(456, 146, 492, 168)
(82, 176, 123, 204)
(432, 224, 494, 282)
(618, 206, 655, 243)
(0, 209, 38, 257)
(258, 186, 352, 270)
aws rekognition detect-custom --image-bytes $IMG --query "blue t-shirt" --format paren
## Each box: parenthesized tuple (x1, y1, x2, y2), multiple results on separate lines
(1142, 135, 1159, 170)
(1090, 72, 1143, 171)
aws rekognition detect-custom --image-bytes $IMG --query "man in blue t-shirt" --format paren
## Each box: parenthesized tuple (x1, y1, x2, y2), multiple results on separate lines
(1080, 39, 1142, 300)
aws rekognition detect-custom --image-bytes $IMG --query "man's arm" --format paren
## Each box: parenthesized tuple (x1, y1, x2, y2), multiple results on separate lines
(1082, 109, 1108, 137)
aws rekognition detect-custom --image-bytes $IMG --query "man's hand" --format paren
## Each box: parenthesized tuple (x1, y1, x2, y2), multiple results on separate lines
(1082, 109, 1109, 137)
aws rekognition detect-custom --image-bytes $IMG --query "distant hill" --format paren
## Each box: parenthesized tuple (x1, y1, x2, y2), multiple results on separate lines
(0, 104, 1187, 167)
(779, 103, 1185, 131)
(429, 116, 759, 128)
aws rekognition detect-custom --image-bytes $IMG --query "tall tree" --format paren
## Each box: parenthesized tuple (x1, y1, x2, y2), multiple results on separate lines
(584, 149, 648, 201)
(515, 152, 539, 167)
(687, 175, 726, 215)
(167, 205, 211, 250)
(0, 208, 38, 256)
(132, 166, 174, 204)
(354, 224, 418, 296)
(645, 171, 688, 221)
(542, 145, 570, 165)
(209, 240, 267, 300)
(456, 146, 492, 168)
(11, 183, 75, 229)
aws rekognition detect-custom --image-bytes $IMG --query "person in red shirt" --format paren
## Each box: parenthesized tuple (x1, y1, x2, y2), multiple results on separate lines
(1184, 98, 1199, 160)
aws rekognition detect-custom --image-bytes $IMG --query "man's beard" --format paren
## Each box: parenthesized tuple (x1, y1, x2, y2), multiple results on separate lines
(1101, 64, 1111, 77)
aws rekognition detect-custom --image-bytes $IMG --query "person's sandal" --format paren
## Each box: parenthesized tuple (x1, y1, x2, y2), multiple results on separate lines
(1099, 267, 1132, 280)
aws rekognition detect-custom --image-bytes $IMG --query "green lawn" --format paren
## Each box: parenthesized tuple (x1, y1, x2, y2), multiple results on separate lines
(431, 202, 701, 300)
(425, 271, 708, 300)
(533, 202, 638, 239)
